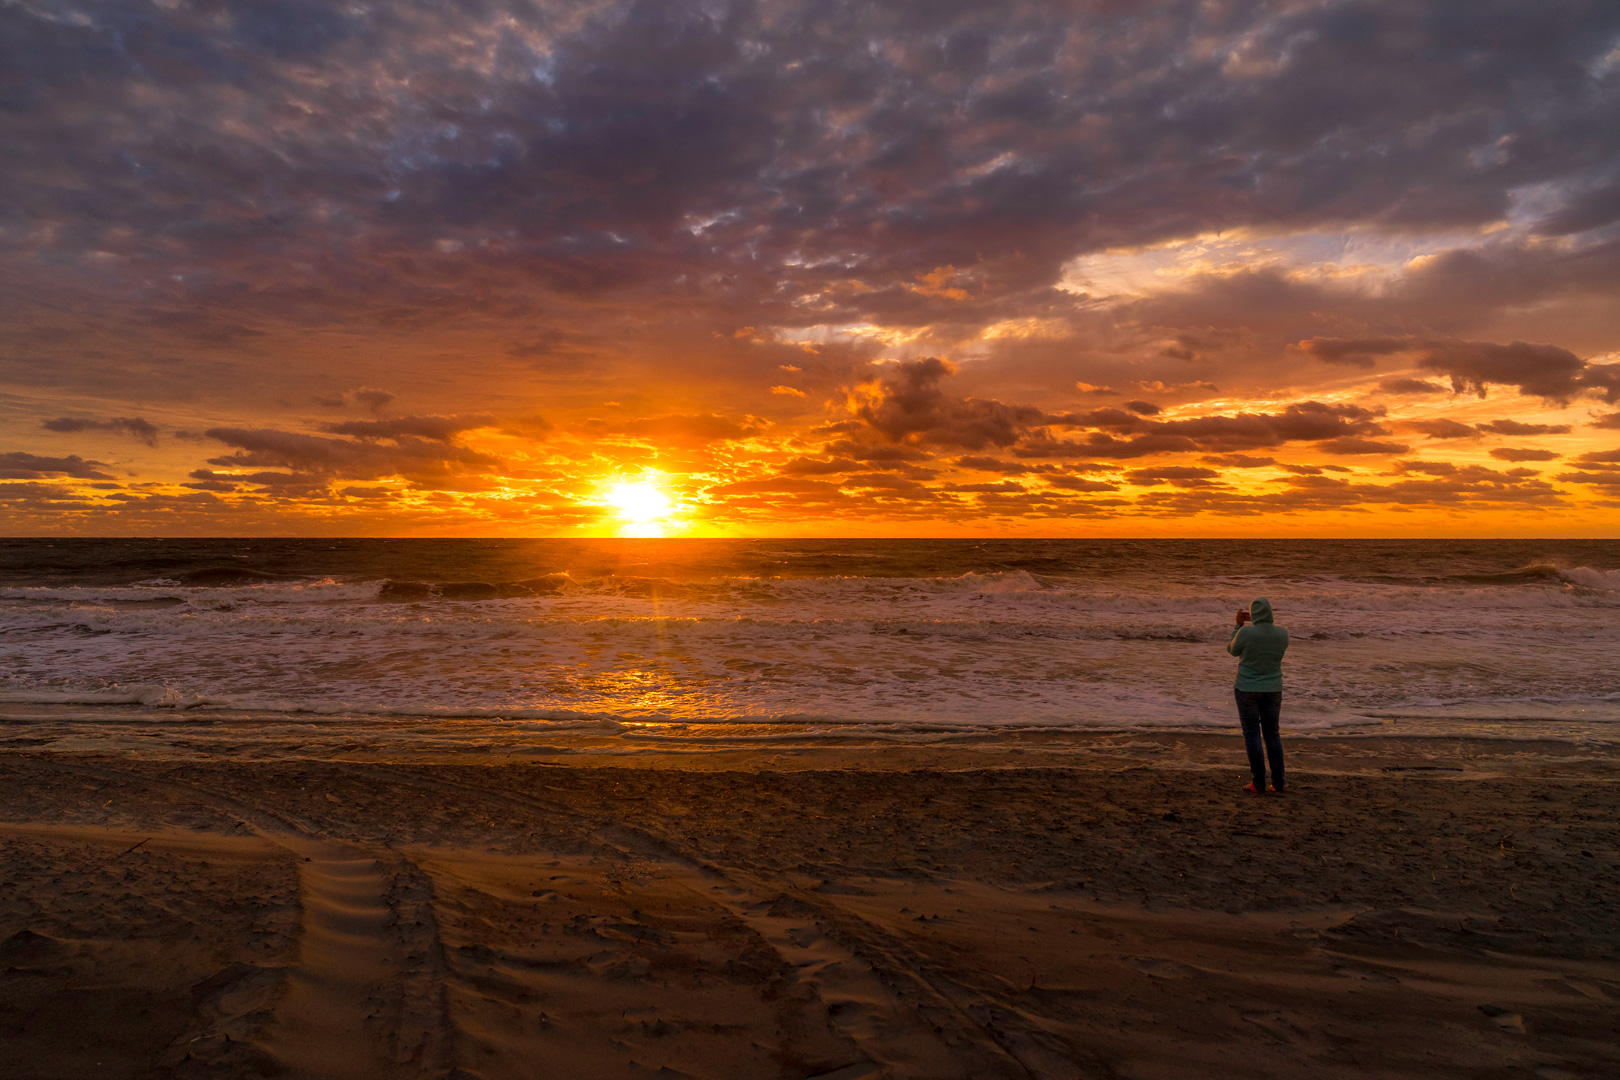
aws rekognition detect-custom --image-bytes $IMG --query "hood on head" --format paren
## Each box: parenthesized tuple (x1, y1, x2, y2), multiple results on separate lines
(1249, 597, 1274, 624)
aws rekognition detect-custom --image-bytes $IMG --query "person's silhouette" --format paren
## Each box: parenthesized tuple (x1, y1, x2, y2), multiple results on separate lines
(1227, 597, 1289, 794)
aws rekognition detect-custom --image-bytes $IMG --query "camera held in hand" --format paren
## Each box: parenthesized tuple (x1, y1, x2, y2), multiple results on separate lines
(1236, 609, 1250, 625)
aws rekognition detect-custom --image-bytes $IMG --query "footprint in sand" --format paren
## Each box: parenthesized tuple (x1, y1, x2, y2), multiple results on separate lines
(1134, 957, 1201, 979)
(1478, 1004, 1526, 1033)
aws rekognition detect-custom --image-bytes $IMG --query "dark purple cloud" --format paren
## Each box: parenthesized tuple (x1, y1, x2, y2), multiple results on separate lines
(1576, 448, 1620, 464)
(1420, 341, 1589, 402)
(1477, 419, 1572, 435)
(1297, 337, 1617, 403)
(1296, 337, 1411, 367)
(40, 416, 161, 446)
(203, 427, 502, 486)
(4, 1, 1618, 333)
(0, 452, 117, 481)
(854, 358, 1043, 449)
(1400, 419, 1479, 439)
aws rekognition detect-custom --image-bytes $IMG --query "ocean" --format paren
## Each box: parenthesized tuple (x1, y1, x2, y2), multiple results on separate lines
(2, 538, 1617, 758)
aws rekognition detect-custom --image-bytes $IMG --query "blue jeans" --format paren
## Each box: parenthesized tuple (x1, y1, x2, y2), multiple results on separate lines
(1234, 689, 1285, 790)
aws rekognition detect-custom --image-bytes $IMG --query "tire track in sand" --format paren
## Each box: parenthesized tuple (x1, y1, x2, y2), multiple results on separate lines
(35, 761, 455, 1079)
(380, 766, 1066, 1080)
(259, 838, 407, 1079)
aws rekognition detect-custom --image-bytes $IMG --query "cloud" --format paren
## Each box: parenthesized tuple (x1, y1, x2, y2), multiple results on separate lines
(851, 361, 1399, 462)
(1296, 337, 1411, 368)
(955, 456, 1037, 475)
(839, 473, 937, 499)
(780, 456, 861, 475)
(1583, 364, 1620, 404)
(1535, 179, 1620, 237)
(1125, 467, 1220, 488)
(1005, 402, 1397, 459)
(1399, 419, 1479, 440)
(1202, 454, 1277, 468)
(1555, 449, 1620, 494)
(312, 388, 396, 412)
(1419, 341, 1588, 402)
(10, 0, 1620, 333)
(1477, 419, 1572, 435)
(1556, 470, 1620, 492)
(1053, 400, 1393, 452)
(852, 358, 1043, 449)
(823, 441, 932, 464)
(0, 452, 117, 481)
(614, 413, 765, 444)
(203, 427, 502, 487)
(40, 416, 160, 446)
(1298, 339, 1616, 403)
(497, 415, 554, 439)
(1576, 448, 1620, 465)
(1392, 460, 1457, 476)
(1489, 447, 1560, 462)
(321, 414, 495, 442)
(1313, 437, 1411, 455)
(1399, 417, 1572, 440)
(1045, 475, 1118, 492)
(1014, 434, 1200, 460)
(185, 468, 328, 493)
(943, 480, 1027, 494)
(5, 0, 1620, 533)
(711, 476, 845, 498)
(1377, 377, 1449, 395)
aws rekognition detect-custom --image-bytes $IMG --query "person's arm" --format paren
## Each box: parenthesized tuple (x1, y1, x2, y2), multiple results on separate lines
(1227, 618, 1248, 656)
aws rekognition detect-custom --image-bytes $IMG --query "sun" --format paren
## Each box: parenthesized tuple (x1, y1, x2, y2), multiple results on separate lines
(607, 481, 672, 524)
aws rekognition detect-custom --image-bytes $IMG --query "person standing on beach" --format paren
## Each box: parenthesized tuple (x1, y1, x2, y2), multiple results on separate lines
(1227, 597, 1289, 795)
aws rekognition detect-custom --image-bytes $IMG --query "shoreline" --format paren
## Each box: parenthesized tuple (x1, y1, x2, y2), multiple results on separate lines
(4, 706, 1620, 774)
(3, 742, 1618, 1078)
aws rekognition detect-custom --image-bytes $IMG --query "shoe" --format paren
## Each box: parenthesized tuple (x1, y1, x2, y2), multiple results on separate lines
(1268, 784, 1285, 795)
(1243, 782, 1266, 795)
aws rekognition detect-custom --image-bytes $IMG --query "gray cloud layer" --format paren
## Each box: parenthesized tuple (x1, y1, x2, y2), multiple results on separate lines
(5, 1, 1618, 331)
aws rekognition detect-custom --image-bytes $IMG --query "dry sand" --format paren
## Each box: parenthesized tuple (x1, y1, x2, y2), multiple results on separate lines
(1, 735, 1617, 1079)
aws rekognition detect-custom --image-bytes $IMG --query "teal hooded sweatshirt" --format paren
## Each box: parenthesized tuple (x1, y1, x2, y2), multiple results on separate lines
(1227, 597, 1288, 692)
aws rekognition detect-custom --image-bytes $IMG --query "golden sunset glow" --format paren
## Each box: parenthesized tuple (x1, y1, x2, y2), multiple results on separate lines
(605, 480, 677, 537)
(3, 3, 1618, 538)
(607, 482, 673, 525)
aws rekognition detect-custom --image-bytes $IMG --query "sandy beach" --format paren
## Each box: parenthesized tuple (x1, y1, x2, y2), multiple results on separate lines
(2, 734, 1617, 1080)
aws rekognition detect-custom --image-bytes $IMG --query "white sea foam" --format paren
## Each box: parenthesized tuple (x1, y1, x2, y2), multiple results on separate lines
(1558, 565, 1620, 590)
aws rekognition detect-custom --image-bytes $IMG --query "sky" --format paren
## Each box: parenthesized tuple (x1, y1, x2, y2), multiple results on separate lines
(3, 0, 1620, 537)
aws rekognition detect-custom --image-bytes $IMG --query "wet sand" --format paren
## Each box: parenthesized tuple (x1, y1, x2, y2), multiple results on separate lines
(2, 736, 1618, 1079)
